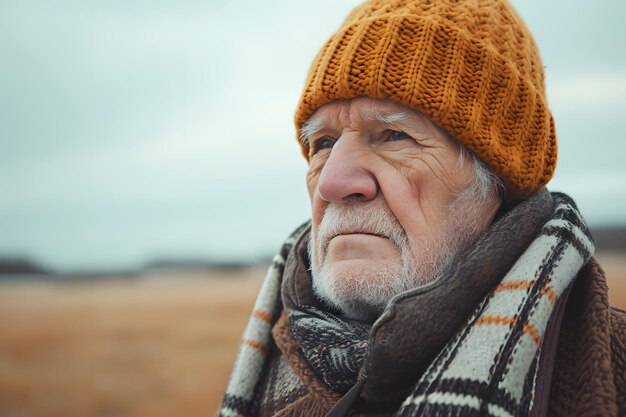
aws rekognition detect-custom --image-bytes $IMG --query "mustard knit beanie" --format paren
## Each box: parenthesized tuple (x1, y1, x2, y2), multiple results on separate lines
(294, 0, 557, 201)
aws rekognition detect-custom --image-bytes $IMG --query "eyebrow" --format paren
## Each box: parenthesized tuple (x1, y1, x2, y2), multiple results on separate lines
(362, 108, 408, 125)
(300, 108, 421, 146)
(301, 116, 324, 146)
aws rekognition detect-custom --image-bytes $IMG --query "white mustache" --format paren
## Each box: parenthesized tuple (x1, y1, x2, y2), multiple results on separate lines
(316, 204, 409, 256)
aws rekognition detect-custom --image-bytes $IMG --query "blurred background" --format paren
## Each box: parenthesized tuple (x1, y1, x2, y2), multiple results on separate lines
(1, 1, 625, 416)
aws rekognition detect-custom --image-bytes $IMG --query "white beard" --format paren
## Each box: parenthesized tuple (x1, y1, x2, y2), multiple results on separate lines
(308, 194, 489, 322)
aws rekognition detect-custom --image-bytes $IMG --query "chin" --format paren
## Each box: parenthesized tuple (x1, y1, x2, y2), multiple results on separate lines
(311, 260, 403, 322)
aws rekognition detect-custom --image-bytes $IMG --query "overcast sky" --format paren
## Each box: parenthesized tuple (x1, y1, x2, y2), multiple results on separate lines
(1, 1, 625, 272)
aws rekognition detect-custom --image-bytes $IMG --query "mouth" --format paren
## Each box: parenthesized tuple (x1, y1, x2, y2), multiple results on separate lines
(328, 232, 387, 241)
(320, 231, 393, 258)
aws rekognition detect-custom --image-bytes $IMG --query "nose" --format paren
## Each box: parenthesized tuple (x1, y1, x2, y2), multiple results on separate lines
(317, 136, 378, 203)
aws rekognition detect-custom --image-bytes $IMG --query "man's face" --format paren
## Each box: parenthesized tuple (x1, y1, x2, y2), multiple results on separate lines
(305, 97, 501, 321)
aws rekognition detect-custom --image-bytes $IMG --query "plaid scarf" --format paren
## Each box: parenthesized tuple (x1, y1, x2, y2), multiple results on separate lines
(394, 193, 594, 417)
(219, 191, 594, 417)
(289, 307, 370, 393)
(219, 222, 309, 417)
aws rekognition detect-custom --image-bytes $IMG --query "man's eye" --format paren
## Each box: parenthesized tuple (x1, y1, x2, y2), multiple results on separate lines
(387, 130, 412, 142)
(311, 137, 335, 154)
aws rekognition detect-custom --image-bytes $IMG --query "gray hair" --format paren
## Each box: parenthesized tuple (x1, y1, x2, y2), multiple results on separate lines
(458, 146, 507, 201)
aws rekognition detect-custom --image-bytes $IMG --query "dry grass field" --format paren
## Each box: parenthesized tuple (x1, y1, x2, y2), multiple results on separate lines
(0, 253, 624, 417)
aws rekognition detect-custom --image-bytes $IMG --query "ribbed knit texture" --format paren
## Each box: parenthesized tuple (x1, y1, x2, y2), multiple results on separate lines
(294, 0, 557, 200)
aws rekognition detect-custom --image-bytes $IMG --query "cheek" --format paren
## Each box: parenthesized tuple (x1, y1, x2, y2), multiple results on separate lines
(311, 191, 327, 229)
(306, 168, 327, 231)
(374, 158, 462, 236)
(306, 170, 317, 200)
(375, 161, 427, 223)
(306, 159, 325, 200)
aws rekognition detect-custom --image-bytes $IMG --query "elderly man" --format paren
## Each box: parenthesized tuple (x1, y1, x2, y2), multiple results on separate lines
(220, 1, 626, 416)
